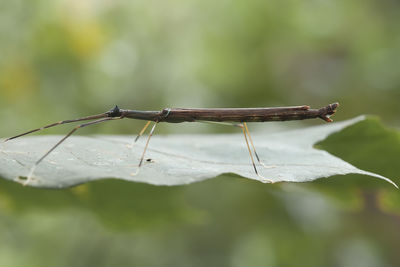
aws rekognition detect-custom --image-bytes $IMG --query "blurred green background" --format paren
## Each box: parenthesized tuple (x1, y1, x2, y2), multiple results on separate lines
(1, 0, 400, 266)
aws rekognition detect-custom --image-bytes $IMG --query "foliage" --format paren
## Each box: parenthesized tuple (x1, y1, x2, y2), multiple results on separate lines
(0, 0, 400, 266)
(0, 116, 399, 266)
(0, 116, 396, 188)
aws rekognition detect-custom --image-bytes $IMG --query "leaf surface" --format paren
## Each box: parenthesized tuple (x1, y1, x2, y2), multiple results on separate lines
(0, 116, 397, 188)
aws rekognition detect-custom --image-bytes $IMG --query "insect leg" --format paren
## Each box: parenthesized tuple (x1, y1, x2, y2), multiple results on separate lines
(243, 122, 276, 169)
(240, 123, 273, 183)
(198, 121, 275, 169)
(197, 120, 243, 127)
(20, 117, 122, 186)
(126, 121, 152, 148)
(4, 113, 108, 142)
(131, 122, 158, 176)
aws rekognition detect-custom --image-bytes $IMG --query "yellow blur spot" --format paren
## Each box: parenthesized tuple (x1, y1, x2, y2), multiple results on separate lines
(70, 183, 90, 198)
(66, 20, 105, 59)
(0, 192, 13, 213)
(56, 0, 107, 60)
(0, 62, 37, 100)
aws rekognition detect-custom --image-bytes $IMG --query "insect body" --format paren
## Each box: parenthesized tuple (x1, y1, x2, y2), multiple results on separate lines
(4, 103, 339, 185)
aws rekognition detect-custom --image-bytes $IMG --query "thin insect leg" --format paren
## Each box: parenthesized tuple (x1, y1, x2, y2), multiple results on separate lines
(131, 122, 158, 176)
(243, 122, 276, 169)
(197, 120, 243, 128)
(126, 121, 152, 148)
(198, 120, 275, 171)
(20, 117, 122, 186)
(241, 124, 273, 183)
(198, 120, 274, 178)
(4, 113, 108, 142)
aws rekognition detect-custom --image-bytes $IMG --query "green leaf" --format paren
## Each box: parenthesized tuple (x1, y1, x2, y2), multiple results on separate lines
(0, 116, 397, 188)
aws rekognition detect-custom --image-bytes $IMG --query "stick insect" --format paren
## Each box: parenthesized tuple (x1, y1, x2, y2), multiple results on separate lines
(3, 102, 339, 185)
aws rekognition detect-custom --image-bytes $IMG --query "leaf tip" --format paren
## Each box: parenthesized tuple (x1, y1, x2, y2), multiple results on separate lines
(382, 177, 398, 189)
(358, 170, 399, 189)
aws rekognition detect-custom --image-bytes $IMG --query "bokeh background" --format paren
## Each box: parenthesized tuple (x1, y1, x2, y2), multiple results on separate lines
(0, 0, 400, 266)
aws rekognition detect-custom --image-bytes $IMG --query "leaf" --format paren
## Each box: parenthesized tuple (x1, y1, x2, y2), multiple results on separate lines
(0, 116, 397, 188)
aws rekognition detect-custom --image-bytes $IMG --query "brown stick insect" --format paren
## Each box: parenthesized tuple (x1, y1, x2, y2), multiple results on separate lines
(3, 102, 339, 185)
